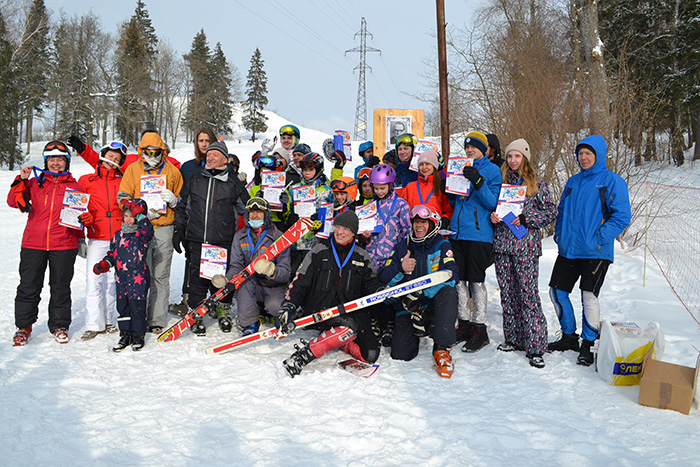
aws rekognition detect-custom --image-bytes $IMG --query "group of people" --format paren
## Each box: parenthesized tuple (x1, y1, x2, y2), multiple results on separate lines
(8, 123, 631, 379)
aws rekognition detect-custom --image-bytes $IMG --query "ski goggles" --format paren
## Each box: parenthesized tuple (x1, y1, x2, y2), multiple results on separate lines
(246, 197, 268, 211)
(102, 141, 128, 156)
(43, 141, 70, 158)
(357, 168, 372, 181)
(410, 204, 433, 220)
(257, 156, 276, 168)
(330, 179, 356, 192)
(142, 148, 163, 158)
(396, 134, 417, 147)
(279, 125, 298, 137)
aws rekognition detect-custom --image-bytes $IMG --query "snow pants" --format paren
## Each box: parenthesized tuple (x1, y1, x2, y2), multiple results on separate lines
(15, 247, 77, 332)
(84, 239, 116, 331)
(185, 241, 233, 310)
(116, 296, 148, 334)
(235, 278, 286, 328)
(312, 311, 380, 364)
(495, 253, 547, 355)
(391, 285, 458, 361)
(146, 225, 174, 328)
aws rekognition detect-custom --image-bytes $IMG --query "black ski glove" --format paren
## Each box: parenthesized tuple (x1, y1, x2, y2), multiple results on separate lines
(275, 301, 298, 334)
(172, 227, 185, 254)
(68, 135, 86, 154)
(333, 150, 347, 169)
(462, 166, 484, 190)
(367, 156, 380, 168)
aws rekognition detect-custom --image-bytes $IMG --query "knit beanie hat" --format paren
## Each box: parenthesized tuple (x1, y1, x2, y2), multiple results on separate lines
(272, 147, 290, 164)
(417, 149, 440, 170)
(207, 141, 229, 158)
(486, 134, 501, 156)
(463, 131, 489, 155)
(504, 138, 531, 161)
(333, 210, 359, 235)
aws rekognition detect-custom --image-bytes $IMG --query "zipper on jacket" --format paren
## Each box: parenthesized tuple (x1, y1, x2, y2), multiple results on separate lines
(473, 207, 480, 230)
(46, 177, 58, 250)
(203, 177, 213, 243)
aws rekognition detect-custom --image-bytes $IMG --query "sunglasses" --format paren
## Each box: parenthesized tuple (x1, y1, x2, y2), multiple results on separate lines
(142, 148, 163, 158)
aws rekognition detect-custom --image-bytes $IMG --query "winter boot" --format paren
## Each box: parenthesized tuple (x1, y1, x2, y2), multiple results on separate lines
(547, 332, 580, 352)
(577, 339, 595, 366)
(13, 326, 32, 347)
(54, 328, 69, 344)
(381, 318, 395, 347)
(240, 321, 260, 336)
(169, 294, 189, 317)
(527, 353, 545, 369)
(497, 341, 524, 352)
(217, 303, 233, 333)
(461, 323, 489, 353)
(81, 330, 105, 341)
(131, 333, 145, 351)
(433, 348, 454, 378)
(191, 318, 206, 337)
(112, 332, 132, 352)
(454, 319, 474, 343)
(283, 339, 316, 378)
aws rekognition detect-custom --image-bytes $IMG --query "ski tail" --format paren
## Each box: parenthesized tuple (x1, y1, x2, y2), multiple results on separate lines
(203, 270, 452, 355)
(158, 218, 313, 343)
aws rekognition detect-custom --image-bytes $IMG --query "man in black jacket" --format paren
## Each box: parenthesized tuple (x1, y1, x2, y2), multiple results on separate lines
(276, 211, 382, 377)
(173, 141, 249, 335)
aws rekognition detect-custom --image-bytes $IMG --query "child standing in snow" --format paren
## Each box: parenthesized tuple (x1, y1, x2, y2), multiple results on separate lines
(93, 198, 154, 352)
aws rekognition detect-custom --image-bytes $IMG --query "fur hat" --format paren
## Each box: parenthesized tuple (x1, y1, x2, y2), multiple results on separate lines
(504, 138, 531, 161)
(417, 149, 440, 170)
(463, 131, 489, 155)
(333, 210, 359, 235)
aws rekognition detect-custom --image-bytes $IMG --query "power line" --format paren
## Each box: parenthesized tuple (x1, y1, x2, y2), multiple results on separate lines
(266, 0, 345, 55)
(308, 0, 356, 36)
(379, 54, 407, 108)
(346, 17, 380, 140)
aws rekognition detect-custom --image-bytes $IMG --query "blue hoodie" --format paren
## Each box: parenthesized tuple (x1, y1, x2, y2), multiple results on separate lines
(554, 135, 631, 262)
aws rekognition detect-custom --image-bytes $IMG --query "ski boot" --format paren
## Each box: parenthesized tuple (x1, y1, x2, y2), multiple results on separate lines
(240, 321, 260, 336)
(577, 339, 595, 366)
(191, 318, 206, 337)
(13, 326, 32, 347)
(433, 347, 454, 378)
(547, 332, 580, 352)
(169, 294, 189, 317)
(527, 353, 545, 368)
(283, 339, 316, 378)
(131, 333, 145, 351)
(461, 323, 489, 353)
(113, 332, 132, 352)
(217, 303, 233, 333)
(497, 341, 524, 352)
(381, 318, 395, 347)
(54, 328, 69, 344)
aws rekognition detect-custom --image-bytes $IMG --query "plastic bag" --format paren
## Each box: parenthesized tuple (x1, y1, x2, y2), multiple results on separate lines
(596, 321, 664, 386)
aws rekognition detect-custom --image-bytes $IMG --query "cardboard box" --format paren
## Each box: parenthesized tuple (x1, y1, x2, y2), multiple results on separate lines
(638, 348, 700, 415)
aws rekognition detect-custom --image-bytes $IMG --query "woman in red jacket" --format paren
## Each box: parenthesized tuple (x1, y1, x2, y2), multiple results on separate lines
(77, 141, 127, 340)
(8, 141, 84, 346)
(399, 149, 453, 224)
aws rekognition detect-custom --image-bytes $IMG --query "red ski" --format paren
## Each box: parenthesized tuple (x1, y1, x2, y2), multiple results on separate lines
(158, 218, 313, 342)
(203, 270, 452, 355)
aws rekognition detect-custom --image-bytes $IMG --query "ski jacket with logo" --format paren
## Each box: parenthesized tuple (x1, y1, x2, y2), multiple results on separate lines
(7, 172, 84, 250)
(78, 166, 123, 241)
(105, 214, 154, 300)
(400, 174, 454, 218)
(555, 135, 631, 262)
(364, 191, 411, 269)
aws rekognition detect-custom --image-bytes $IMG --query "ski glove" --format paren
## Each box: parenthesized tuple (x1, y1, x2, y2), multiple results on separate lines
(279, 191, 290, 205)
(67, 135, 86, 154)
(309, 212, 324, 232)
(366, 156, 380, 168)
(275, 302, 297, 335)
(462, 166, 484, 190)
(93, 259, 111, 275)
(147, 208, 162, 220)
(120, 198, 146, 217)
(172, 227, 185, 254)
(160, 189, 178, 208)
(211, 274, 228, 289)
(78, 211, 94, 226)
(333, 150, 347, 169)
(261, 137, 276, 154)
(253, 258, 276, 278)
(10, 179, 31, 213)
(404, 292, 429, 337)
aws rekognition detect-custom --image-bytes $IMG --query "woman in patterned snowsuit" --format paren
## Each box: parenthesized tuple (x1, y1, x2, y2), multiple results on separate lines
(490, 139, 556, 368)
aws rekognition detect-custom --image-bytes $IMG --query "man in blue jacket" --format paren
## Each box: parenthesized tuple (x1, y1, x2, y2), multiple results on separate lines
(449, 131, 502, 353)
(547, 135, 631, 366)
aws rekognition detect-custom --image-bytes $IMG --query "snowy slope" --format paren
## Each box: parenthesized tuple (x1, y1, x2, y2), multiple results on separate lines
(1, 135, 700, 466)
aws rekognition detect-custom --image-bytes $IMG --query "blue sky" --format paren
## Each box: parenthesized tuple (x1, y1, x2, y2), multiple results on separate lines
(44, 0, 477, 136)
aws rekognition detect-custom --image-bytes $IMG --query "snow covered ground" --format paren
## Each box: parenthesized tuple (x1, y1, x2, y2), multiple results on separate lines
(1, 123, 700, 466)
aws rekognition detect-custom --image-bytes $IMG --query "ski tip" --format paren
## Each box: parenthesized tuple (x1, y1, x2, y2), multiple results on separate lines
(157, 331, 174, 342)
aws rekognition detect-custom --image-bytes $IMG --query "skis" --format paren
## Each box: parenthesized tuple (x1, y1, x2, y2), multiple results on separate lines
(203, 270, 452, 355)
(157, 218, 313, 343)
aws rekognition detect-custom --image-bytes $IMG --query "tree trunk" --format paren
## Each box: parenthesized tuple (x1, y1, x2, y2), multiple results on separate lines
(25, 109, 33, 155)
(692, 110, 700, 161)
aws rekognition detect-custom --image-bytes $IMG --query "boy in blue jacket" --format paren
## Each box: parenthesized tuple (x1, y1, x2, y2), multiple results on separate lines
(547, 135, 631, 366)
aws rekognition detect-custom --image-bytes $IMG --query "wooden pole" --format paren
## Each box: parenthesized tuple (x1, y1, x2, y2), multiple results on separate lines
(436, 0, 450, 158)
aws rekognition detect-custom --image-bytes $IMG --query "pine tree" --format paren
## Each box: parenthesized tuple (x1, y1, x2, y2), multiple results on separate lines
(208, 42, 234, 137)
(0, 10, 22, 169)
(242, 48, 268, 142)
(183, 29, 212, 135)
(15, 0, 50, 154)
(133, 0, 157, 55)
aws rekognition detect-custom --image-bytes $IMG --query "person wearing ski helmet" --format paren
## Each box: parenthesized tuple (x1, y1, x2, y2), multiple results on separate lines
(330, 177, 358, 215)
(378, 204, 459, 378)
(8, 141, 84, 346)
(394, 133, 419, 189)
(353, 141, 380, 179)
(279, 124, 301, 151)
(447, 130, 502, 353)
(77, 141, 130, 340)
(173, 140, 249, 337)
(215, 197, 292, 335)
(277, 210, 383, 378)
(356, 167, 374, 205)
(118, 132, 183, 334)
(284, 152, 333, 273)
